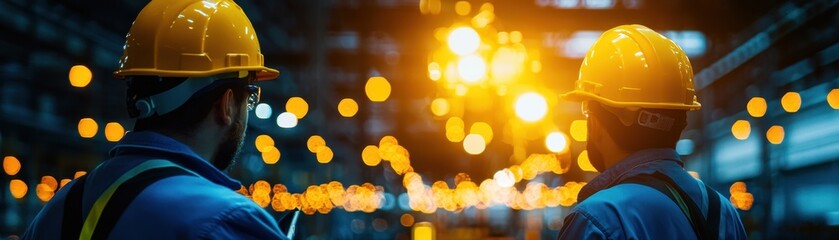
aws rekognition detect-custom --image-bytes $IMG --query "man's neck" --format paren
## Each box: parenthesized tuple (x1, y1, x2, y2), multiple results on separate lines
(154, 129, 216, 163)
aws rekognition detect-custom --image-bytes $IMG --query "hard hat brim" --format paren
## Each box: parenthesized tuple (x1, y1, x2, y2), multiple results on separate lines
(114, 66, 280, 81)
(561, 89, 701, 111)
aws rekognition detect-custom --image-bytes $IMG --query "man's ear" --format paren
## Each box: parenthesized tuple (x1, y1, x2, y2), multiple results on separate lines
(214, 89, 237, 126)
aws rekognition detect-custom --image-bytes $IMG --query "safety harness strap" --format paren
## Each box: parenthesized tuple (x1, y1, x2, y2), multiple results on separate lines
(621, 173, 720, 240)
(61, 160, 197, 240)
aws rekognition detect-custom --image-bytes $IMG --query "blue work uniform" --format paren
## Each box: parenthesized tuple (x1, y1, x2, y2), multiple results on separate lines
(23, 131, 288, 239)
(558, 149, 747, 239)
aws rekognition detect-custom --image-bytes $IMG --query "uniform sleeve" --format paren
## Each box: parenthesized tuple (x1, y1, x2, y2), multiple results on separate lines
(196, 202, 289, 240)
(558, 211, 609, 240)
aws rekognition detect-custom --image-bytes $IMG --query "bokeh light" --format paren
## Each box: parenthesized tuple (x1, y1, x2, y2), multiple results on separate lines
(255, 135, 275, 152)
(781, 92, 801, 113)
(469, 122, 494, 143)
(10, 179, 27, 199)
(545, 131, 569, 153)
(430, 98, 450, 117)
(731, 120, 751, 140)
(577, 151, 597, 172)
(41, 176, 57, 191)
(36, 183, 54, 202)
(445, 117, 466, 142)
(78, 118, 98, 138)
(60, 179, 71, 188)
(317, 146, 334, 164)
(428, 62, 442, 81)
(307, 135, 326, 153)
(362, 145, 382, 166)
(413, 222, 434, 240)
(454, 1, 471, 16)
(828, 89, 839, 109)
(255, 103, 272, 119)
(74, 171, 87, 179)
(766, 125, 785, 144)
(365, 77, 392, 102)
(747, 97, 767, 118)
(4, 156, 21, 175)
(285, 97, 309, 119)
(514, 92, 548, 122)
(569, 120, 587, 141)
(261, 146, 281, 164)
(104, 122, 125, 142)
(276, 112, 298, 128)
(457, 54, 486, 83)
(463, 134, 486, 155)
(493, 169, 515, 187)
(447, 27, 480, 55)
(338, 98, 359, 117)
(69, 65, 92, 88)
(400, 213, 415, 227)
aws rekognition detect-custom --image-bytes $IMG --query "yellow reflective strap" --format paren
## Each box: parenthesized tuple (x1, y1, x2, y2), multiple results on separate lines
(79, 160, 194, 240)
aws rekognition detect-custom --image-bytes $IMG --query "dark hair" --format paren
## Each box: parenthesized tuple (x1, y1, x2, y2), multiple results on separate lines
(132, 77, 249, 133)
(588, 102, 687, 152)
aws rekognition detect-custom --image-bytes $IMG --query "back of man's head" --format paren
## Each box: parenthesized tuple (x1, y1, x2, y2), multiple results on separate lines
(587, 102, 687, 153)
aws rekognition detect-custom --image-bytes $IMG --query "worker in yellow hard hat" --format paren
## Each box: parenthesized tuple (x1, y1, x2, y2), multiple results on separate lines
(557, 25, 747, 239)
(24, 0, 292, 239)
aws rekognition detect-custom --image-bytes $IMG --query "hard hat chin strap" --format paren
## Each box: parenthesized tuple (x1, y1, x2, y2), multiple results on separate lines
(127, 71, 245, 119)
(637, 110, 675, 131)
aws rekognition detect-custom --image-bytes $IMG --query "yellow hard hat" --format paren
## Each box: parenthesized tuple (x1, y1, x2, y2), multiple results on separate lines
(562, 24, 700, 111)
(114, 0, 279, 81)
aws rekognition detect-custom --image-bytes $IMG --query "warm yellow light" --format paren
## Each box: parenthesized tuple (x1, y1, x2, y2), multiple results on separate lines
(428, 62, 442, 81)
(413, 222, 434, 240)
(493, 169, 515, 188)
(362, 145, 382, 166)
(3, 156, 21, 175)
(463, 134, 486, 155)
(10, 179, 27, 199)
(365, 77, 392, 102)
(445, 117, 465, 142)
(531, 60, 542, 73)
(41, 176, 57, 191)
(430, 98, 450, 117)
(766, 125, 785, 144)
(545, 131, 569, 153)
(781, 92, 801, 113)
(497, 32, 509, 44)
(731, 120, 751, 140)
(317, 146, 334, 163)
(828, 89, 839, 109)
(514, 92, 548, 122)
(457, 55, 486, 83)
(255, 135, 275, 152)
(69, 65, 92, 88)
(104, 122, 125, 142)
(60, 179, 71, 189)
(455, 84, 468, 96)
(338, 98, 359, 117)
(747, 97, 767, 118)
(261, 146, 281, 164)
(569, 120, 587, 141)
(454, 1, 471, 16)
(400, 213, 415, 227)
(469, 122, 493, 143)
(510, 31, 523, 43)
(74, 171, 87, 179)
(36, 183, 54, 202)
(78, 118, 98, 138)
(447, 27, 480, 56)
(307, 135, 326, 153)
(577, 151, 597, 172)
(490, 47, 517, 83)
(285, 97, 309, 119)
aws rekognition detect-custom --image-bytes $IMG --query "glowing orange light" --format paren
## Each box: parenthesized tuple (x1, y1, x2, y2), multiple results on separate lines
(10, 179, 27, 199)
(286, 97, 309, 119)
(430, 98, 450, 117)
(746, 97, 767, 118)
(78, 118, 98, 138)
(307, 135, 326, 153)
(317, 146, 334, 164)
(338, 98, 359, 117)
(361, 145, 382, 166)
(74, 171, 87, 179)
(255, 135, 275, 152)
(104, 122, 125, 142)
(3, 156, 21, 175)
(766, 125, 785, 144)
(569, 120, 587, 141)
(577, 151, 597, 172)
(731, 120, 751, 140)
(261, 146, 281, 164)
(69, 65, 92, 88)
(365, 77, 392, 102)
(828, 89, 839, 109)
(781, 92, 801, 113)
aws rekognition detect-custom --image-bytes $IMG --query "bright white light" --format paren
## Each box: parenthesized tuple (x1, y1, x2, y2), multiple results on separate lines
(514, 92, 548, 122)
(457, 55, 486, 83)
(447, 27, 481, 56)
(494, 169, 515, 187)
(463, 134, 486, 155)
(255, 103, 272, 119)
(276, 112, 298, 128)
(545, 131, 569, 153)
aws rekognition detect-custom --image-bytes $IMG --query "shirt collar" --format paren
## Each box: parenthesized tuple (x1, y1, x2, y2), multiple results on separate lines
(109, 131, 243, 190)
(578, 148, 683, 201)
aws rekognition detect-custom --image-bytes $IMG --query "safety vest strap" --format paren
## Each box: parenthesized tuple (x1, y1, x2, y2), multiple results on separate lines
(61, 160, 197, 240)
(61, 174, 89, 239)
(621, 173, 721, 240)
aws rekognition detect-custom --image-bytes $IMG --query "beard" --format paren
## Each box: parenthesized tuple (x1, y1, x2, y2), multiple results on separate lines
(211, 116, 246, 171)
(587, 117, 607, 172)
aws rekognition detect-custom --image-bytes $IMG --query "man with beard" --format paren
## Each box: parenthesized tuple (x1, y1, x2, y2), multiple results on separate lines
(23, 0, 288, 239)
(557, 25, 747, 239)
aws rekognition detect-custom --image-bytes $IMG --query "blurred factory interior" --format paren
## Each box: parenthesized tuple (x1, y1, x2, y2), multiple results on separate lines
(1, 0, 838, 239)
